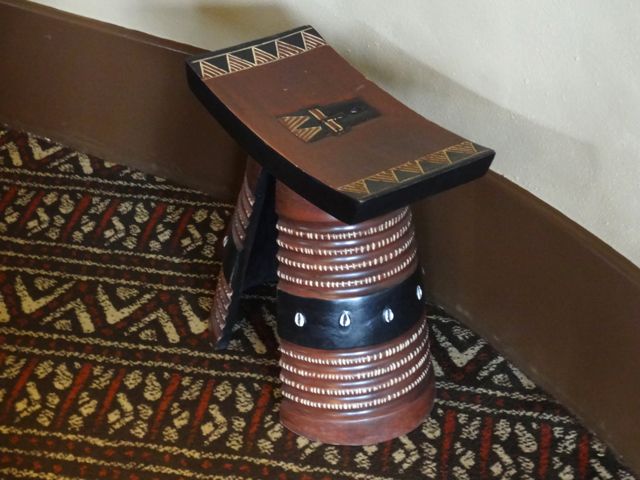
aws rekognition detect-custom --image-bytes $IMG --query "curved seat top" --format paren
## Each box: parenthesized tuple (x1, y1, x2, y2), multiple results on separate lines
(186, 26, 494, 224)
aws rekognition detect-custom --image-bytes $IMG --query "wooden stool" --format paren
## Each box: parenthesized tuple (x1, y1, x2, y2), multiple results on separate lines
(186, 26, 494, 445)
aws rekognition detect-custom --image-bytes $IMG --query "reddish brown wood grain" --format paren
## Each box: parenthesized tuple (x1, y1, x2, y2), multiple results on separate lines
(275, 184, 434, 444)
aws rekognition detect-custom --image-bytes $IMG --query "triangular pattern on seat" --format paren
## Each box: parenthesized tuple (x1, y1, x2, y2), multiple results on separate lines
(194, 26, 326, 80)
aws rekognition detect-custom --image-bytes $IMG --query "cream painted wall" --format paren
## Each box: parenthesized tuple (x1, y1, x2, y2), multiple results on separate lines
(32, 0, 640, 266)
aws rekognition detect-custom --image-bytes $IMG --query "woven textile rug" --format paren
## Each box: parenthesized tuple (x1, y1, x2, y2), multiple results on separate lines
(0, 126, 635, 480)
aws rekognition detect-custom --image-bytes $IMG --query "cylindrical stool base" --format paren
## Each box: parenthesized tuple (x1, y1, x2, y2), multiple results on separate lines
(275, 182, 434, 444)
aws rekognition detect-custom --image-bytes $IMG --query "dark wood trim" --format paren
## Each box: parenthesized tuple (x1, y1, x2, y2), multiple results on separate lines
(1, 0, 638, 473)
(415, 172, 640, 472)
(0, 0, 245, 201)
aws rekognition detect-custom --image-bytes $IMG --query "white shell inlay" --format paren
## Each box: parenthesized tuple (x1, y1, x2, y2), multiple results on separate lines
(339, 311, 351, 327)
(294, 312, 306, 327)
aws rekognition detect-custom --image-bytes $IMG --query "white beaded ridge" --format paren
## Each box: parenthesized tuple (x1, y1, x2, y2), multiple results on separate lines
(279, 329, 429, 381)
(277, 208, 408, 241)
(277, 250, 417, 288)
(279, 320, 426, 366)
(276, 219, 412, 257)
(281, 361, 432, 410)
(276, 234, 415, 272)
(280, 345, 431, 397)
(211, 274, 233, 332)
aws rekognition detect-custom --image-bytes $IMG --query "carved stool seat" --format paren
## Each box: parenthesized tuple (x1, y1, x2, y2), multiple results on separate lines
(186, 26, 494, 445)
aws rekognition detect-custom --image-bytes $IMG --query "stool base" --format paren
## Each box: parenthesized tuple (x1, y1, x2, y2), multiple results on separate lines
(278, 316, 435, 445)
(281, 371, 435, 445)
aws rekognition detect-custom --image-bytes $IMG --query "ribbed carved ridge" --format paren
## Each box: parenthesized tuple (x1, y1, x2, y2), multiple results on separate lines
(231, 175, 255, 244)
(208, 162, 260, 345)
(210, 272, 232, 339)
(276, 196, 418, 298)
(279, 317, 435, 444)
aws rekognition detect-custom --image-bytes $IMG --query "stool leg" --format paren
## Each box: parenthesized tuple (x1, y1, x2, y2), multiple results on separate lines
(275, 183, 435, 445)
(210, 158, 275, 348)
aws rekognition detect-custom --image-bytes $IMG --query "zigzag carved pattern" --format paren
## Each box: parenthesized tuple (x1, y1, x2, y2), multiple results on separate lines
(278, 114, 323, 142)
(338, 141, 490, 198)
(193, 27, 326, 80)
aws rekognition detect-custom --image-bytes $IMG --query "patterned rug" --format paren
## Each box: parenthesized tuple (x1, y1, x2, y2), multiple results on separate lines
(0, 126, 635, 480)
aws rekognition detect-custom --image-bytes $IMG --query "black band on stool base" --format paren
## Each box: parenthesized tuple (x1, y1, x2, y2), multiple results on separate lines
(277, 270, 424, 350)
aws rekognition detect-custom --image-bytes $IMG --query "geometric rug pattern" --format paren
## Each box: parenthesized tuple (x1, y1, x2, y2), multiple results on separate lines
(0, 126, 635, 479)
